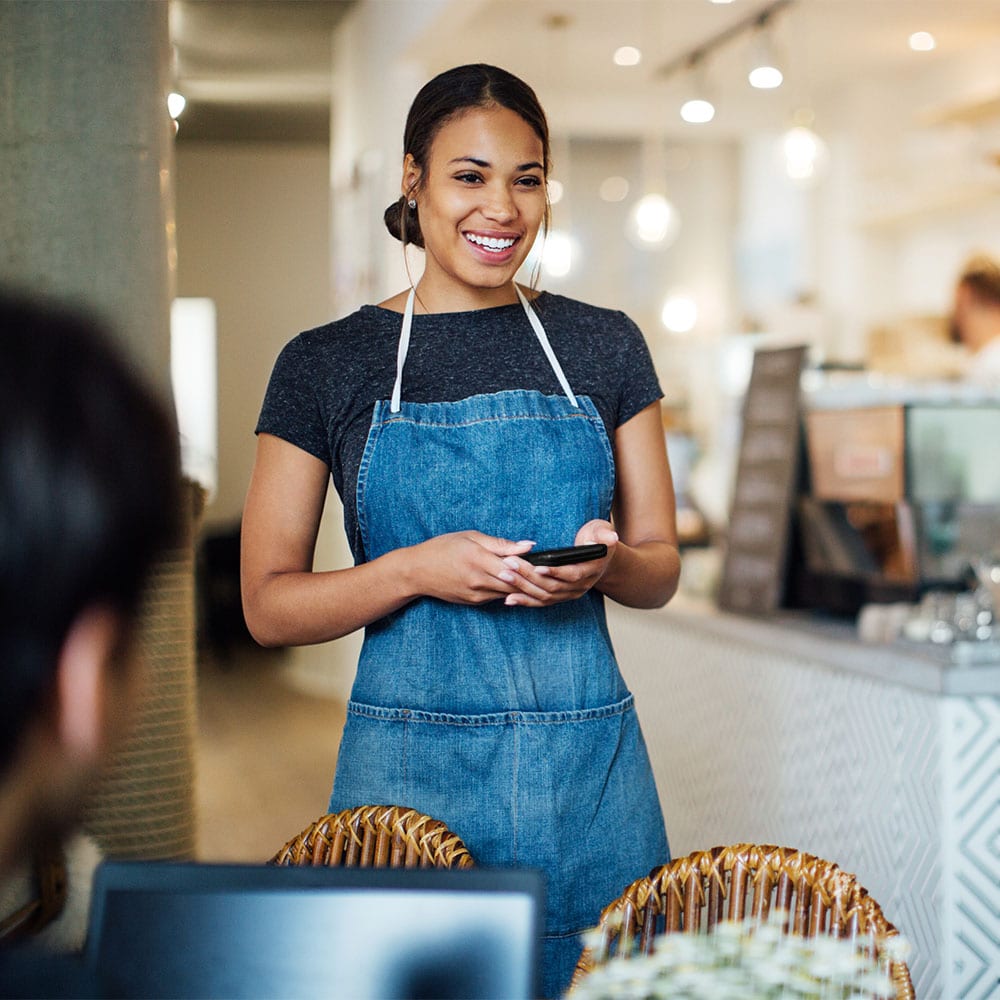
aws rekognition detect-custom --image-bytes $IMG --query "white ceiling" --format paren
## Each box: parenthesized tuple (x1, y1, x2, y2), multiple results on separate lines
(170, 0, 1000, 143)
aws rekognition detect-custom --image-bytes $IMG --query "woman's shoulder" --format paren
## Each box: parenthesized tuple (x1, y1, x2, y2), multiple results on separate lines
(537, 291, 634, 323)
(535, 292, 641, 337)
(279, 305, 395, 360)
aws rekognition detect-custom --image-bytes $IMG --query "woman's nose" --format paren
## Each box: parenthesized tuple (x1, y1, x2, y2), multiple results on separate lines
(481, 184, 517, 222)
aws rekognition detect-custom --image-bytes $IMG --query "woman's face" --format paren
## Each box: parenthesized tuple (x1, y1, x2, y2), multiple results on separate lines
(405, 105, 546, 306)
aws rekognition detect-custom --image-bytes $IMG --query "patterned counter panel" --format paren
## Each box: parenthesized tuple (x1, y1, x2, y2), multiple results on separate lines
(609, 603, 1000, 999)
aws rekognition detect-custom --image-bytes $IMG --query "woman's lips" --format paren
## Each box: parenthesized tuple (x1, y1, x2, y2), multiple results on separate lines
(464, 231, 520, 263)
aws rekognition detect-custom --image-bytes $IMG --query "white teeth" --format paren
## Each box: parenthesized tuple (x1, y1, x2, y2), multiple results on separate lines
(465, 233, 516, 251)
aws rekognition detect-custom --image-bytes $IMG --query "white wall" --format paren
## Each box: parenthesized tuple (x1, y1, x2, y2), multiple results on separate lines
(174, 141, 332, 532)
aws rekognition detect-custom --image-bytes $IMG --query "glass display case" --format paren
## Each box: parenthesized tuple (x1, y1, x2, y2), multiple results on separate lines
(793, 378, 1000, 614)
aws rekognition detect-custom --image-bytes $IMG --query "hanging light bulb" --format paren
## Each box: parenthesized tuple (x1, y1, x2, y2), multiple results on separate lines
(628, 193, 681, 247)
(541, 229, 575, 278)
(781, 126, 828, 182)
(627, 137, 681, 249)
(661, 293, 698, 334)
(779, 110, 828, 184)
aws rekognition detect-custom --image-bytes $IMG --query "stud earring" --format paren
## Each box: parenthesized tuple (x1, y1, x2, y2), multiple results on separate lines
(407, 199, 417, 210)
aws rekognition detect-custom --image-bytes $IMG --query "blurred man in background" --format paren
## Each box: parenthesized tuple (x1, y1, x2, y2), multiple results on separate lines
(0, 291, 181, 996)
(951, 253, 1000, 386)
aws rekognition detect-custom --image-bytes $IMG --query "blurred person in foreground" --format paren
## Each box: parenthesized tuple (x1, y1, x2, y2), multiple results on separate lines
(0, 291, 181, 997)
(951, 253, 1000, 387)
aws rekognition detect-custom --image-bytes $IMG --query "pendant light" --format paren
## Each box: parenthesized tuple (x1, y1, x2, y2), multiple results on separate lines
(627, 137, 681, 249)
(679, 54, 716, 124)
(747, 13, 784, 89)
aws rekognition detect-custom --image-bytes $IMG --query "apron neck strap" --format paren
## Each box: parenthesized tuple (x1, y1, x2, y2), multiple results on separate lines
(514, 285, 578, 408)
(390, 288, 416, 413)
(390, 285, 579, 413)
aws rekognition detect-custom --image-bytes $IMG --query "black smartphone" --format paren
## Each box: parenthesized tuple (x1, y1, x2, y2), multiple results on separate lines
(523, 543, 608, 567)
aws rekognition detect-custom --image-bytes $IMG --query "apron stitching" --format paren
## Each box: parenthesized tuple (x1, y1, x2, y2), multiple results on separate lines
(512, 716, 519, 864)
(381, 411, 601, 430)
(345, 694, 635, 725)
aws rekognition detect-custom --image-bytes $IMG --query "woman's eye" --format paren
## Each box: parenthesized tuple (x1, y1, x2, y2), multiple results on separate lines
(454, 172, 483, 184)
(517, 176, 543, 188)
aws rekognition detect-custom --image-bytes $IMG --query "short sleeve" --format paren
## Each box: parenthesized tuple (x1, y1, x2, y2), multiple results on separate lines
(610, 311, 663, 426)
(255, 336, 331, 466)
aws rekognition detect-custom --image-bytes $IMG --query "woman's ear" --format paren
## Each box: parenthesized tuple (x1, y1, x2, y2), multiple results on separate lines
(55, 605, 124, 762)
(402, 154, 421, 200)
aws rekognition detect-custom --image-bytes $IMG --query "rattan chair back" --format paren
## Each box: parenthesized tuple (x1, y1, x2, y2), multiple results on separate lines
(571, 843, 914, 1000)
(269, 804, 475, 870)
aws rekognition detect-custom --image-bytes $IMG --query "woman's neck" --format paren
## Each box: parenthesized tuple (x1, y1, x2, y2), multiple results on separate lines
(412, 277, 522, 315)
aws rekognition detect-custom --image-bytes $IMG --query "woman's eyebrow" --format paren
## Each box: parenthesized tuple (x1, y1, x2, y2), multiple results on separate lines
(448, 156, 544, 171)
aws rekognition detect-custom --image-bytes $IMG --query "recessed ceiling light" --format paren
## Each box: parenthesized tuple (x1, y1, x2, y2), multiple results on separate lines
(614, 46, 642, 67)
(909, 31, 936, 52)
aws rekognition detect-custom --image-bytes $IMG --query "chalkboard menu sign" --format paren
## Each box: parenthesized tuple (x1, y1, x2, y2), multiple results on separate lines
(717, 345, 807, 615)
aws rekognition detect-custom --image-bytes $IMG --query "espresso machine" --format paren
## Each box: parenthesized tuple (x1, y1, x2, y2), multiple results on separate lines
(790, 381, 1000, 616)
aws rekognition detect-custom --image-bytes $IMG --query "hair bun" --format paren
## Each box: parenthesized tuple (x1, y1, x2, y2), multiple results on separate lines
(383, 195, 424, 249)
(384, 197, 405, 242)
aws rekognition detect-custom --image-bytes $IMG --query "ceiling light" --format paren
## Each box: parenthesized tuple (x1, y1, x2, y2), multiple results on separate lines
(747, 25, 783, 89)
(780, 125, 828, 184)
(599, 176, 630, 202)
(749, 64, 783, 89)
(614, 46, 642, 67)
(679, 55, 716, 124)
(628, 194, 681, 247)
(167, 91, 187, 119)
(681, 98, 715, 124)
(661, 294, 698, 334)
(542, 230, 574, 278)
(547, 178, 565, 204)
(909, 31, 936, 52)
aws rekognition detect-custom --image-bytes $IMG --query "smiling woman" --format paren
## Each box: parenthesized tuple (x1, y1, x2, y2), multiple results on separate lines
(397, 103, 547, 309)
(241, 63, 681, 999)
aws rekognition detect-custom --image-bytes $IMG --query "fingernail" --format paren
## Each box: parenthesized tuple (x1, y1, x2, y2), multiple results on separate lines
(505, 595, 518, 606)
(516, 540, 535, 546)
(503, 557, 522, 570)
(499, 571, 515, 583)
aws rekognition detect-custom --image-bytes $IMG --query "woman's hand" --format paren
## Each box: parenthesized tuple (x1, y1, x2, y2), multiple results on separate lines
(499, 521, 620, 607)
(406, 531, 536, 605)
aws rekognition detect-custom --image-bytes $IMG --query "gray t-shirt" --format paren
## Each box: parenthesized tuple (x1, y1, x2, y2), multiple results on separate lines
(256, 292, 663, 561)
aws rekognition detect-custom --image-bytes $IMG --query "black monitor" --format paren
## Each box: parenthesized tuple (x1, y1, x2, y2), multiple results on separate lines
(85, 860, 544, 999)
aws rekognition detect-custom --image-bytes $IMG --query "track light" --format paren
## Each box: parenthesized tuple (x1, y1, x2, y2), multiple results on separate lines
(747, 18, 783, 89)
(679, 55, 716, 124)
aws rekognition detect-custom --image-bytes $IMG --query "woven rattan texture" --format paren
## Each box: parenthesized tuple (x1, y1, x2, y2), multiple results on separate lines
(572, 843, 915, 1000)
(269, 805, 476, 870)
(83, 481, 204, 860)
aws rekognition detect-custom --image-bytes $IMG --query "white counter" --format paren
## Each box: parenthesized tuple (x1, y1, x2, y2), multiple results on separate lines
(610, 598, 999, 1000)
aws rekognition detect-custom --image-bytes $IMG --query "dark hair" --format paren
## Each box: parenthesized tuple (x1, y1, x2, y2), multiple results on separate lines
(958, 254, 1000, 308)
(384, 63, 551, 250)
(0, 291, 182, 774)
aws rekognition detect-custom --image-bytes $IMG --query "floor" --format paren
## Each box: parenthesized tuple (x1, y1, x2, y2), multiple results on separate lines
(194, 645, 346, 862)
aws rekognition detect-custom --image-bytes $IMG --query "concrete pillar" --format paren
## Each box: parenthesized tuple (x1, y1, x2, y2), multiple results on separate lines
(0, 1, 198, 860)
(0, 0, 174, 396)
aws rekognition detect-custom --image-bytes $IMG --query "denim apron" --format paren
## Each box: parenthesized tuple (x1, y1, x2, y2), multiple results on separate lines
(330, 288, 668, 998)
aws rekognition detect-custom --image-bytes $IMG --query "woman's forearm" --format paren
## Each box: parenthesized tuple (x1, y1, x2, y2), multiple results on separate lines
(597, 537, 681, 609)
(242, 547, 417, 647)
